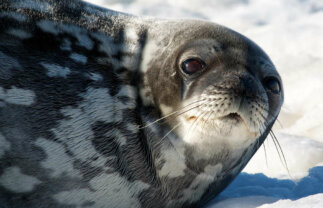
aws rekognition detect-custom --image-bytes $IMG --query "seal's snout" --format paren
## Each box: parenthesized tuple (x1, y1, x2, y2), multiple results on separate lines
(193, 72, 269, 135)
(219, 74, 261, 99)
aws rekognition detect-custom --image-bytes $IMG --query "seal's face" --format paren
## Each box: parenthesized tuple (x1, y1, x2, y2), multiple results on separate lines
(142, 22, 283, 161)
(176, 38, 282, 149)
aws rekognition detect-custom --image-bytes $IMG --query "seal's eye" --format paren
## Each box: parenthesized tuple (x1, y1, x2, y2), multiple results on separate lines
(181, 58, 206, 75)
(263, 77, 281, 94)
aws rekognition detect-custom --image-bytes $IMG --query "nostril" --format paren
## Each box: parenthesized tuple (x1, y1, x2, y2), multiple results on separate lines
(263, 77, 281, 94)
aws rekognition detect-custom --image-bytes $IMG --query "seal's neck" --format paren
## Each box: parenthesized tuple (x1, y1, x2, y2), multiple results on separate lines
(140, 108, 261, 206)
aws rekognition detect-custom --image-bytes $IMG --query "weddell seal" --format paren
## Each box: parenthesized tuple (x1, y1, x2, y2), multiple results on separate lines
(0, 0, 283, 207)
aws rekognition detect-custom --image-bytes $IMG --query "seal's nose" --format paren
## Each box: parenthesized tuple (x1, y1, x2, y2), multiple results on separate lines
(217, 74, 260, 99)
(239, 75, 260, 98)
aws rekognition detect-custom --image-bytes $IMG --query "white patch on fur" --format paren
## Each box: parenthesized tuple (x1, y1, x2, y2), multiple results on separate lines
(117, 85, 137, 101)
(140, 39, 159, 73)
(60, 38, 72, 51)
(111, 130, 127, 146)
(124, 27, 138, 42)
(177, 119, 254, 162)
(103, 122, 137, 147)
(78, 88, 121, 122)
(51, 87, 136, 167)
(139, 76, 154, 106)
(0, 133, 11, 158)
(0, 86, 35, 106)
(6, 28, 32, 39)
(122, 43, 138, 53)
(34, 138, 82, 178)
(37, 20, 59, 35)
(13, 0, 53, 12)
(87, 73, 103, 81)
(159, 147, 187, 178)
(119, 27, 141, 71)
(0, 166, 41, 193)
(60, 24, 94, 50)
(0, 51, 22, 80)
(91, 32, 118, 57)
(121, 55, 138, 71)
(160, 104, 174, 116)
(125, 122, 139, 134)
(70, 53, 88, 64)
(36, 21, 94, 50)
(122, 29, 138, 52)
(176, 164, 223, 204)
(53, 172, 149, 208)
(52, 106, 108, 167)
(0, 12, 28, 22)
(40, 62, 71, 78)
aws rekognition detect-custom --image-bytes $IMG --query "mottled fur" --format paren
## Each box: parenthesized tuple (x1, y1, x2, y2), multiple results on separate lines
(0, 0, 283, 207)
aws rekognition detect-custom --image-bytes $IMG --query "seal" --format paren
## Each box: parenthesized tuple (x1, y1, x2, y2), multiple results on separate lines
(0, 0, 284, 207)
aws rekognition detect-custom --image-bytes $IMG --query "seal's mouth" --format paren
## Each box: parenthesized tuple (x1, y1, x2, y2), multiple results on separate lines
(186, 112, 243, 123)
(220, 112, 242, 121)
(183, 108, 264, 136)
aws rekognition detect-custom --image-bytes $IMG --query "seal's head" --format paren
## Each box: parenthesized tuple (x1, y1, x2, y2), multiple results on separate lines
(141, 20, 283, 164)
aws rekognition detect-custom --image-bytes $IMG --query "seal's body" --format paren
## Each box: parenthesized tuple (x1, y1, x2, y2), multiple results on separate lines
(0, 0, 283, 207)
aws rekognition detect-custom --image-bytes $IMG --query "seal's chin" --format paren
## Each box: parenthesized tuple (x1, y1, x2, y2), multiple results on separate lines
(218, 112, 261, 136)
(177, 113, 259, 156)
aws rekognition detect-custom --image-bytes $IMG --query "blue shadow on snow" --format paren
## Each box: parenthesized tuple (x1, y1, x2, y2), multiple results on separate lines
(216, 166, 323, 200)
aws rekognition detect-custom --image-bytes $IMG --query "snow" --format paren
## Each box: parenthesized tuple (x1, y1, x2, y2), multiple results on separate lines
(85, 0, 323, 207)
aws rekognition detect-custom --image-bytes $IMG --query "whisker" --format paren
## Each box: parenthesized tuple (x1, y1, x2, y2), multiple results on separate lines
(262, 119, 292, 179)
(199, 111, 215, 141)
(263, 141, 268, 168)
(275, 118, 283, 129)
(253, 101, 268, 112)
(269, 129, 292, 178)
(155, 122, 182, 147)
(256, 118, 268, 168)
(256, 131, 260, 149)
(257, 110, 283, 130)
(255, 118, 263, 149)
(268, 130, 283, 166)
(257, 121, 291, 178)
(204, 110, 214, 129)
(185, 110, 209, 140)
(215, 52, 223, 67)
(254, 108, 269, 122)
(253, 102, 281, 122)
(139, 99, 206, 129)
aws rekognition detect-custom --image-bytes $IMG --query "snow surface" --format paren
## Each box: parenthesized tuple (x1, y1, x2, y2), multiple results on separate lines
(85, 0, 323, 207)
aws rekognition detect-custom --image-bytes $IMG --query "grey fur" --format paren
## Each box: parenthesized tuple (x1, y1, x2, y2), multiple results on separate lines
(0, 0, 283, 207)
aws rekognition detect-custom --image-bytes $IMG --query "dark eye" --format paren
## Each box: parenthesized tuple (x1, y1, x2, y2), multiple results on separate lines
(181, 58, 206, 75)
(263, 77, 281, 94)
